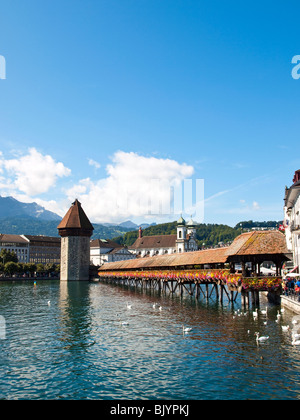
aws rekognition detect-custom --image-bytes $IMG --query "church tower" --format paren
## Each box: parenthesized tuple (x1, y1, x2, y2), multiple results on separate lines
(187, 217, 198, 251)
(187, 217, 197, 238)
(176, 215, 186, 253)
(57, 199, 94, 281)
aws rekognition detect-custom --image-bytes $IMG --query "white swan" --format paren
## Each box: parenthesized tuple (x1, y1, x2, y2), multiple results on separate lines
(260, 307, 268, 315)
(183, 325, 192, 333)
(47, 300, 51, 306)
(255, 332, 269, 342)
(126, 302, 132, 309)
(282, 325, 289, 332)
(292, 338, 300, 345)
(292, 333, 300, 339)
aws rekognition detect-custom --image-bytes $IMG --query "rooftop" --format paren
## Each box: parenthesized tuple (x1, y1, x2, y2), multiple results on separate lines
(100, 230, 289, 271)
(129, 234, 177, 250)
(225, 230, 289, 256)
(90, 238, 124, 249)
(0, 234, 29, 244)
(57, 199, 94, 236)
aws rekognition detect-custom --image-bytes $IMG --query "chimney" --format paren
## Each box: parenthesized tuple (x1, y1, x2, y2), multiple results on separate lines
(139, 226, 142, 239)
(293, 170, 300, 184)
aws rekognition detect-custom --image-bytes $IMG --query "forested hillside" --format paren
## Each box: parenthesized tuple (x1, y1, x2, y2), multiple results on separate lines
(112, 220, 282, 248)
(0, 215, 282, 248)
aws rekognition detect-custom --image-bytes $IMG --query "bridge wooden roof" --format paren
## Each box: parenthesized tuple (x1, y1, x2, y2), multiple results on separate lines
(99, 230, 290, 271)
(225, 230, 289, 257)
(99, 247, 228, 271)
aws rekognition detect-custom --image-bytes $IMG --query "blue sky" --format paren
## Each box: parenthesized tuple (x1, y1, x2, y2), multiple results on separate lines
(0, 0, 299, 226)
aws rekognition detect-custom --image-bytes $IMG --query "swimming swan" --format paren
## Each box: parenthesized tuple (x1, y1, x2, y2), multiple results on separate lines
(183, 325, 192, 333)
(255, 332, 269, 342)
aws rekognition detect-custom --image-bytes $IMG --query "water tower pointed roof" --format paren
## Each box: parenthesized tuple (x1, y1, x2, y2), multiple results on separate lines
(57, 199, 94, 237)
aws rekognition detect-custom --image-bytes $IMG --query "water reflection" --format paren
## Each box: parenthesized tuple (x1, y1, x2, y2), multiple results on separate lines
(1, 280, 300, 399)
(58, 282, 94, 352)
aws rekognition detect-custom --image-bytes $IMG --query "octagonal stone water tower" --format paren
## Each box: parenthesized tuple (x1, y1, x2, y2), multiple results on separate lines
(57, 199, 94, 281)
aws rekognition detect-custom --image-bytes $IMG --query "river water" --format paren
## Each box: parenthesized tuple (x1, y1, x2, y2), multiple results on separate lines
(0, 279, 300, 400)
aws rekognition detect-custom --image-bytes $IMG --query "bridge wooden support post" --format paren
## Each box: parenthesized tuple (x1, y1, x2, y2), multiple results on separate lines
(205, 284, 209, 300)
(251, 290, 260, 307)
(219, 285, 224, 303)
(195, 283, 199, 299)
(241, 290, 249, 308)
(214, 284, 219, 300)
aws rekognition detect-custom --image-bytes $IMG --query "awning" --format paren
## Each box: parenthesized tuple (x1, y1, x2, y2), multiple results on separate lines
(284, 272, 300, 279)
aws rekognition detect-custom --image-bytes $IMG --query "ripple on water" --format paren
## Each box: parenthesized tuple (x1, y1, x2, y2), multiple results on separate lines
(1, 281, 300, 399)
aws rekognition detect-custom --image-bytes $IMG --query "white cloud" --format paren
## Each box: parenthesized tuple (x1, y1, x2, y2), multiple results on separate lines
(88, 158, 101, 169)
(0, 147, 71, 196)
(0, 148, 195, 223)
(66, 151, 194, 223)
(252, 201, 260, 210)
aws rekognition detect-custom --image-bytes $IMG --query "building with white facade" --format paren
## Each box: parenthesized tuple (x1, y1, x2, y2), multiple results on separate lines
(0, 234, 61, 265)
(283, 169, 300, 273)
(0, 234, 29, 263)
(129, 216, 198, 257)
(90, 239, 136, 266)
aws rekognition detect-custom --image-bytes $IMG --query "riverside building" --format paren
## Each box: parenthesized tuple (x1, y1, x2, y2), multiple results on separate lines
(284, 169, 300, 273)
(90, 239, 136, 266)
(0, 234, 29, 263)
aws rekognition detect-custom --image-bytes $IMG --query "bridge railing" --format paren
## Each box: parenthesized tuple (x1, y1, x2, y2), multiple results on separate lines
(98, 269, 282, 291)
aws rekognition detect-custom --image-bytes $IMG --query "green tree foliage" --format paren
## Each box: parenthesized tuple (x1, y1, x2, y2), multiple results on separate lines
(4, 261, 19, 275)
(0, 249, 18, 263)
(112, 220, 283, 248)
(24, 263, 37, 276)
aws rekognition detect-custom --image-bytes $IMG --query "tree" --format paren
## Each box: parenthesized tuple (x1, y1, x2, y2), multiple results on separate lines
(4, 261, 19, 276)
(0, 249, 18, 264)
(36, 263, 45, 274)
(44, 263, 56, 276)
(24, 263, 37, 277)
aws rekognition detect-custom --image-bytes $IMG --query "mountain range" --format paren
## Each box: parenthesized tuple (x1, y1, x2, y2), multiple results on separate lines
(0, 196, 60, 221)
(0, 196, 282, 245)
(0, 196, 154, 238)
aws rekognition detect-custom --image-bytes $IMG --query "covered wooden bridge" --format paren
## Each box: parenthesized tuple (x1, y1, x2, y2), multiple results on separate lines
(97, 230, 291, 307)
